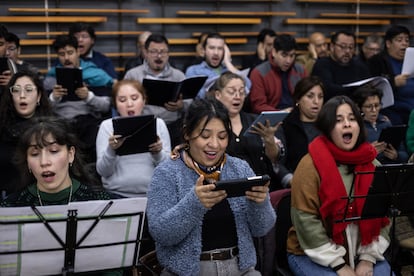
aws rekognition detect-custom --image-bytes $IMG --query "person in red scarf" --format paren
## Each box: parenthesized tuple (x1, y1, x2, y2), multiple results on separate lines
(287, 96, 393, 275)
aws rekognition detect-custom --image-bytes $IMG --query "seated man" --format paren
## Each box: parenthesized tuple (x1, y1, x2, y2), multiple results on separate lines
(0, 25, 14, 92)
(249, 34, 307, 113)
(69, 23, 117, 79)
(185, 32, 251, 99)
(296, 32, 329, 74)
(5, 32, 39, 75)
(358, 34, 383, 64)
(241, 28, 276, 76)
(124, 31, 152, 74)
(124, 33, 185, 147)
(312, 30, 371, 101)
(43, 35, 114, 162)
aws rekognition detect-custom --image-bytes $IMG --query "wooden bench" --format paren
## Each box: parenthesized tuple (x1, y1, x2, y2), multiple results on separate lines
(297, 0, 408, 4)
(27, 31, 145, 37)
(0, 16, 107, 23)
(192, 31, 297, 37)
(19, 37, 247, 46)
(137, 18, 261, 24)
(319, 13, 414, 19)
(20, 51, 257, 60)
(8, 8, 149, 14)
(176, 10, 296, 16)
(285, 18, 391, 25)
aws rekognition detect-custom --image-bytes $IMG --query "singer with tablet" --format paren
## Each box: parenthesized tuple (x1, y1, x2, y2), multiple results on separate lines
(96, 79, 170, 199)
(147, 99, 275, 276)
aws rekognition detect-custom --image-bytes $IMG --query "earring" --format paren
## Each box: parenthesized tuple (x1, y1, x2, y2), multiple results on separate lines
(28, 168, 32, 174)
(69, 162, 73, 167)
(295, 103, 299, 107)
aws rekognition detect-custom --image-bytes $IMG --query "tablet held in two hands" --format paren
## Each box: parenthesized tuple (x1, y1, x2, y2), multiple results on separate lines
(204, 175, 270, 198)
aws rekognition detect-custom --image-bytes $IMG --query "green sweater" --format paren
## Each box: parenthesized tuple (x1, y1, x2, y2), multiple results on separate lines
(1, 178, 110, 207)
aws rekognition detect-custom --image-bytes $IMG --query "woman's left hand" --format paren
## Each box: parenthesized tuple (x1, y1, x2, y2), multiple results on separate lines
(149, 136, 163, 153)
(245, 181, 270, 203)
(355, 260, 373, 276)
(383, 143, 398, 160)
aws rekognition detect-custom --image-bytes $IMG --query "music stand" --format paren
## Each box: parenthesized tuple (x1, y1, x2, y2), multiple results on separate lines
(0, 198, 147, 276)
(338, 163, 414, 276)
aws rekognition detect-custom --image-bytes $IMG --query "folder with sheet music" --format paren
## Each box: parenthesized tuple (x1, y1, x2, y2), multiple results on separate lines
(112, 114, 156, 155)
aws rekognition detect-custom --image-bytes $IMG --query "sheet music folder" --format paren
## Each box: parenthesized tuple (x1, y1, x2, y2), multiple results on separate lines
(0, 198, 147, 276)
(360, 163, 414, 219)
(112, 114, 156, 155)
(56, 67, 83, 101)
(142, 76, 208, 106)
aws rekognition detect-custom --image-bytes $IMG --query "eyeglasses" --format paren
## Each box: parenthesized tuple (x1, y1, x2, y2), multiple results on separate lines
(334, 43, 355, 52)
(362, 103, 381, 110)
(9, 84, 37, 95)
(147, 49, 169, 56)
(365, 47, 381, 53)
(224, 88, 246, 97)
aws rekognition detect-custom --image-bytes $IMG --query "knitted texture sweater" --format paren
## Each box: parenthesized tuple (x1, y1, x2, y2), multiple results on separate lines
(147, 154, 276, 275)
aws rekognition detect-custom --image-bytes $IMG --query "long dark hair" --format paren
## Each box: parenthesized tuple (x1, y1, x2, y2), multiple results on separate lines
(316, 95, 367, 150)
(14, 116, 100, 189)
(0, 70, 52, 129)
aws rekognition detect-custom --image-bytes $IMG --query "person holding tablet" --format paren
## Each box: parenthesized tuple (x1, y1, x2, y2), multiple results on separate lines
(352, 84, 408, 164)
(146, 98, 276, 275)
(213, 71, 281, 191)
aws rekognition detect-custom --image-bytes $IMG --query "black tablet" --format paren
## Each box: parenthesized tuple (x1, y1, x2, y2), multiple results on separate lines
(56, 67, 83, 101)
(378, 125, 407, 150)
(209, 175, 270, 198)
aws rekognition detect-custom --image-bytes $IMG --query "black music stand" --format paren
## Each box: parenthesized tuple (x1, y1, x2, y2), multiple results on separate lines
(0, 198, 147, 276)
(338, 163, 414, 276)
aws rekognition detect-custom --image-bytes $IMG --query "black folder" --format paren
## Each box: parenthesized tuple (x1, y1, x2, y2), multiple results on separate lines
(56, 67, 83, 101)
(378, 125, 407, 149)
(112, 114, 157, 155)
(142, 76, 208, 106)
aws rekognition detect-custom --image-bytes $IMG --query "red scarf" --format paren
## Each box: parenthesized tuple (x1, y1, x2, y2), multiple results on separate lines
(309, 136, 389, 245)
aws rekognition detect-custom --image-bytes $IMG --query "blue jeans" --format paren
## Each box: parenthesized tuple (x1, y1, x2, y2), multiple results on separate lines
(288, 253, 394, 276)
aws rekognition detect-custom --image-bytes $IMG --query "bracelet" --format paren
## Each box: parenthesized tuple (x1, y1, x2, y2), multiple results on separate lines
(332, 263, 346, 272)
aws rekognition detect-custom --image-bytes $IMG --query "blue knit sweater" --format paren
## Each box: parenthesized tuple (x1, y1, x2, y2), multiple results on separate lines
(147, 154, 276, 275)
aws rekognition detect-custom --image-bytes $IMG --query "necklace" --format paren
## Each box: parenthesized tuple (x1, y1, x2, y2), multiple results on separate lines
(37, 184, 73, 206)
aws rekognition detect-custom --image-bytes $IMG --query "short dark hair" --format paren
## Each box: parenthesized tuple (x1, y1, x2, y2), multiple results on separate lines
(203, 32, 225, 49)
(52, 35, 78, 52)
(316, 95, 366, 150)
(68, 23, 96, 40)
(5, 32, 20, 48)
(144, 34, 169, 49)
(0, 24, 8, 39)
(352, 84, 383, 110)
(331, 30, 356, 45)
(257, 28, 276, 44)
(292, 76, 325, 103)
(384, 25, 410, 42)
(273, 34, 297, 52)
(183, 98, 231, 142)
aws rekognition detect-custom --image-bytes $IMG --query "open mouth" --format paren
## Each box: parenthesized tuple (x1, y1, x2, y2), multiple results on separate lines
(343, 132, 353, 143)
(205, 151, 217, 160)
(127, 111, 135, 116)
(41, 171, 56, 182)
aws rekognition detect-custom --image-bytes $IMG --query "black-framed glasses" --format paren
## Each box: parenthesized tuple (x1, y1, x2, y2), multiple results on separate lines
(334, 43, 355, 52)
(9, 84, 37, 95)
(362, 103, 381, 110)
(147, 49, 169, 56)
